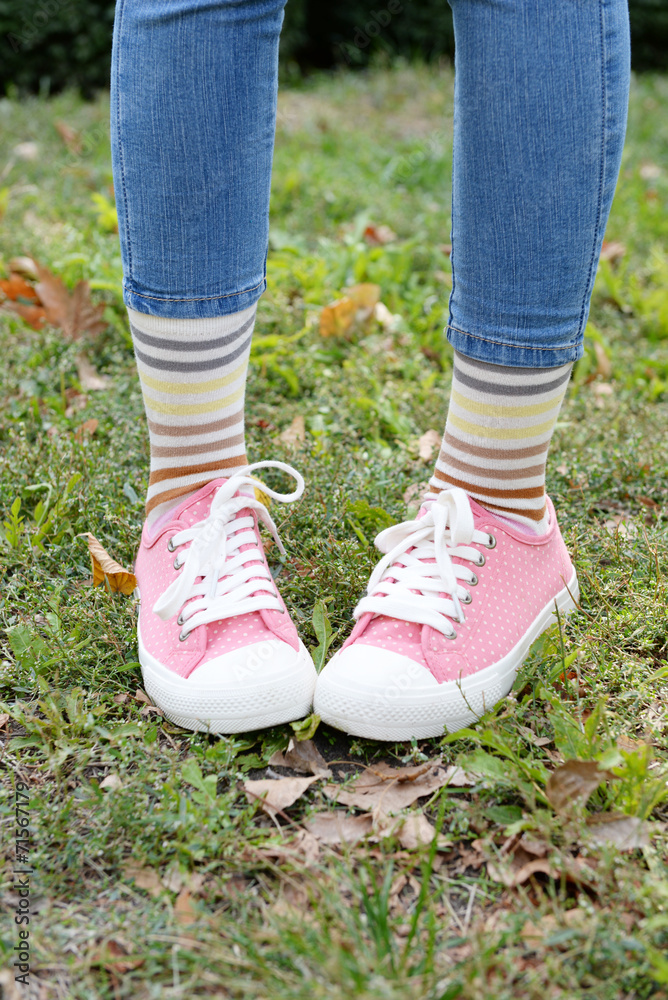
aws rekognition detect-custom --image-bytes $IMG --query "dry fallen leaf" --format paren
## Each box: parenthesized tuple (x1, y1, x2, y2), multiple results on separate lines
(487, 846, 557, 887)
(13, 142, 39, 161)
(364, 223, 397, 245)
(599, 240, 626, 263)
(55, 119, 82, 154)
(323, 759, 456, 816)
(278, 415, 306, 449)
(545, 760, 613, 814)
(83, 533, 137, 595)
(174, 889, 197, 925)
(268, 738, 332, 777)
(305, 811, 373, 846)
(74, 418, 99, 442)
(76, 353, 109, 390)
(521, 907, 589, 946)
(319, 283, 381, 339)
(382, 812, 437, 850)
(243, 775, 320, 817)
(34, 261, 106, 340)
(418, 429, 442, 462)
(374, 301, 400, 332)
(8, 256, 39, 278)
(593, 341, 612, 379)
(122, 863, 164, 897)
(100, 774, 122, 792)
(0, 273, 40, 303)
(585, 815, 651, 851)
(90, 939, 145, 973)
(0, 713, 10, 728)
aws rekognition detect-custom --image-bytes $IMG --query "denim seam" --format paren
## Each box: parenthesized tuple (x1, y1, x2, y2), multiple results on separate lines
(446, 324, 576, 353)
(113, 0, 133, 283)
(124, 276, 265, 303)
(577, 0, 607, 339)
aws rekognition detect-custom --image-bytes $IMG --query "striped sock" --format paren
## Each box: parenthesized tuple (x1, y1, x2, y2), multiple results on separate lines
(429, 351, 572, 533)
(128, 304, 256, 525)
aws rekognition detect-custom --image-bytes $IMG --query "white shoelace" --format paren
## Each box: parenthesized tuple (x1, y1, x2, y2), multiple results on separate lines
(152, 461, 304, 641)
(354, 486, 495, 639)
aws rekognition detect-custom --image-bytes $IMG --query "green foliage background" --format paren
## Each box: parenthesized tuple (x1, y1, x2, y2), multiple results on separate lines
(1, 0, 667, 96)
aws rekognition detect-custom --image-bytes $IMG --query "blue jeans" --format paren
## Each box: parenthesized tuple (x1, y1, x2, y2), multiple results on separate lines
(111, 0, 630, 368)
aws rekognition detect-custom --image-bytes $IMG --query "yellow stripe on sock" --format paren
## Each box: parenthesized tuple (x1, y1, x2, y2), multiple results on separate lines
(139, 359, 247, 396)
(144, 384, 244, 416)
(451, 387, 565, 420)
(449, 411, 557, 440)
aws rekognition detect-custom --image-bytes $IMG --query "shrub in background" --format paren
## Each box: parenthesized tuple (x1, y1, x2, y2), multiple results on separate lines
(0, 0, 667, 96)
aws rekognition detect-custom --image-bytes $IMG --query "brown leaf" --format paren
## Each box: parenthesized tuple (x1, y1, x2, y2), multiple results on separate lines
(113, 693, 130, 705)
(100, 774, 122, 791)
(268, 738, 332, 777)
(122, 863, 163, 897)
(487, 847, 557, 887)
(305, 811, 373, 846)
(243, 775, 319, 817)
(364, 223, 397, 245)
(134, 689, 151, 705)
(33, 261, 106, 340)
(599, 240, 626, 263)
(55, 119, 82, 154)
(585, 814, 651, 851)
(0, 713, 10, 728)
(346, 283, 381, 309)
(8, 256, 39, 278)
(521, 908, 588, 946)
(0, 273, 40, 303)
(382, 812, 437, 850)
(418, 429, 441, 462)
(319, 283, 380, 339)
(91, 939, 145, 973)
(593, 341, 612, 379)
(545, 760, 613, 814)
(278, 415, 306, 449)
(373, 301, 400, 332)
(76, 353, 109, 391)
(2, 301, 46, 330)
(74, 418, 98, 442)
(174, 889, 197, 925)
(288, 828, 320, 863)
(83, 533, 137, 595)
(323, 760, 455, 816)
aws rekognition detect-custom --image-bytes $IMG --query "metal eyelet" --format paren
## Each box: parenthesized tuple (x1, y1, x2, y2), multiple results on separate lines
(469, 573, 478, 587)
(178, 630, 190, 642)
(446, 630, 457, 640)
(167, 538, 176, 552)
(484, 533, 497, 550)
(173, 557, 182, 571)
(462, 592, 472, 605)
(475, 553, 486, 568)
(177, 612, 185, 626)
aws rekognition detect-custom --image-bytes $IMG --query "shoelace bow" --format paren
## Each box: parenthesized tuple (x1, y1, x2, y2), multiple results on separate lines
(354, 486, 495, 639)
(152, 461, 304, 640)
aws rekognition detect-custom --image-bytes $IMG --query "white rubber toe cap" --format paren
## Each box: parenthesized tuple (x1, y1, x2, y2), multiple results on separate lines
(139, 635, 317, 734)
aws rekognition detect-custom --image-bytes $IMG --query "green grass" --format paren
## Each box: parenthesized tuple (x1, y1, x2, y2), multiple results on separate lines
(1, 62, 667, 999)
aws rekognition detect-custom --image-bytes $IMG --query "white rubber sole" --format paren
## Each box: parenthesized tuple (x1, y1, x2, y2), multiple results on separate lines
(314, 570, 579, 741)
(137, 599, 317, 734)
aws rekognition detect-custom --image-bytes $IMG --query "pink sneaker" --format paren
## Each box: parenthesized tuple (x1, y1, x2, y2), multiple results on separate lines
(135, 462, 316, 733)
(314, 487, 579, 741)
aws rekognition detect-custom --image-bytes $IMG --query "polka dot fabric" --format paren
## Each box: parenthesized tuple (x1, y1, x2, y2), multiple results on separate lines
(342, 494, 574, 685)
(134, 478, 300, 680)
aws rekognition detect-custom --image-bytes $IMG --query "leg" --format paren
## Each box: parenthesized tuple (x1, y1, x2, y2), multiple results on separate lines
(315, 0, 630, 740)
(111, 0, 285, 522)
(431, 0, 630, 531)
(112, 0, 317, 732)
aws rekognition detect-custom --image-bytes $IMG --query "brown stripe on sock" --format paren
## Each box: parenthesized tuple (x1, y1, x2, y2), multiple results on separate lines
(148, 454, 247, 487)
(147, 407, 244, 439)
(431, 468, 544, 500)
(151, 431, 246, 459)
(482, 500, 547, 523)
(442, 430, 549, 461)
(437, 450, 546, 481)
